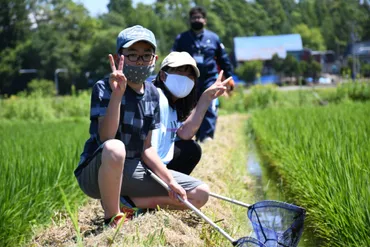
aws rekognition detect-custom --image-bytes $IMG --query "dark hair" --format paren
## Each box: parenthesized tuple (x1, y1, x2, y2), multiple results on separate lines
(153, 67, 198, 122)
(189, 6, 207, 19)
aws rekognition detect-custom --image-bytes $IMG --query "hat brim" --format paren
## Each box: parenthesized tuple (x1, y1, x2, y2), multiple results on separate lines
(121, 39, 156, 51)
(165, 61, 200, 78)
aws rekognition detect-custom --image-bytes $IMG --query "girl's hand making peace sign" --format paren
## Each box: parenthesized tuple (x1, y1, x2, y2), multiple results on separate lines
(203, 70, 232, 100)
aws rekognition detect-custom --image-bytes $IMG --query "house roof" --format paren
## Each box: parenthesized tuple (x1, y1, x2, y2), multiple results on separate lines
(234, 34, 303, 62)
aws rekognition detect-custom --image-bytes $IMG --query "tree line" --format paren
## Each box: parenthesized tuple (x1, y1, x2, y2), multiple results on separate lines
(1, 0, 369, 95)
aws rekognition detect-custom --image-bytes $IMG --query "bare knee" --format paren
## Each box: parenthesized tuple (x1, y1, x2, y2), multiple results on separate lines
(102, 139, 126, 170)
(189, 183, 210, 208)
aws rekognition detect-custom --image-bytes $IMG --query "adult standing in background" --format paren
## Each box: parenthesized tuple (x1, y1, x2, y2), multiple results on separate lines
(172, 6, 233, 142)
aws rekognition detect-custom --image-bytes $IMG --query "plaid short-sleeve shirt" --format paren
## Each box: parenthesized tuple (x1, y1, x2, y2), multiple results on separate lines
(74, 78, 160, 177)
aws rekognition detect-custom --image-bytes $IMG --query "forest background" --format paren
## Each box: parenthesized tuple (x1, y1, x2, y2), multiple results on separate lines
(1, 0, 370, 95)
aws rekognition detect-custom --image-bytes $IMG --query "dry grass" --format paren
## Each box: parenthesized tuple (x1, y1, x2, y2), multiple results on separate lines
(29, 114, 255, 247)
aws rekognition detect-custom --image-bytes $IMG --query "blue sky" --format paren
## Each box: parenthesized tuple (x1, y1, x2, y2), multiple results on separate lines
(75, 0, 155, 17)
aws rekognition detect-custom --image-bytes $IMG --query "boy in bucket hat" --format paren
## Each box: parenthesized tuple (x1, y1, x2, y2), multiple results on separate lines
(74, 26, 209, 228)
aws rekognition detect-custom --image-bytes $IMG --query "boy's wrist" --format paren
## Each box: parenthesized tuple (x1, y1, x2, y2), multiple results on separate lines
(111, 91, 124, 101)
(168, 178, 177, 186)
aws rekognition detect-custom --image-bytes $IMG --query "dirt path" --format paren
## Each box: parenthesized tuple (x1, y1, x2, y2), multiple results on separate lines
(29, 114, 254, 247)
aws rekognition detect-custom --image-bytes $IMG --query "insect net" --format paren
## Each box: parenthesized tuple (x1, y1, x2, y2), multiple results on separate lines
(247, 200, 306, 247)
(233, 236, 267, 247)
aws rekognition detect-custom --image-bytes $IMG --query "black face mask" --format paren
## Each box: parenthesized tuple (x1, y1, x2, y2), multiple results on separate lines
(191, 21, 204, 31)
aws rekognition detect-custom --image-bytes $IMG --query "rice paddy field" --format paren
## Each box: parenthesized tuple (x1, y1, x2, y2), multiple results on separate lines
(1, 82, 369, 246)
(0, 115, 253, 247)
(0, 120, 89, 246)
(250, 102, 370, 246)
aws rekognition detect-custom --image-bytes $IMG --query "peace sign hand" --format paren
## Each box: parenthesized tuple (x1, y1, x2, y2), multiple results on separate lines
(108, 54, 127, 96)
(203, 70, 232, 100)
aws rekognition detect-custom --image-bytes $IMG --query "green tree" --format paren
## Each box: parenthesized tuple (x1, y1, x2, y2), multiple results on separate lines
(256, 0, 287, 34)
(108, 0, 133, 13)
(300, 56, 321, 79)
(297, 0, 318, 27)
(28, 0, 98, 94)
(0, 0, 33, 94)
(271, 53, 284, 75)
(1, 0, 369, 96)
(313, 0, 329, 25)
(208, 0, 270, 50)
(293, 23, 326, 51)
(362, 1, 370, 40)
(283, 54, 300, 78)
(321, 0, 367, 52)
(0, 0, 31, 50)
(235, 60, 263, 83)
(209, 0, 238, 49)
(362, 63, 370, 78)
(278, 0, 297, 33)
(154, 0, 191, 54)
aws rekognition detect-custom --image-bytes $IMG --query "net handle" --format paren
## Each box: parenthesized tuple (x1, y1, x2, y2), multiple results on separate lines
(210, 193, 306, 213)
(147, 168, 236, 244)
(210, 192, 251, 208)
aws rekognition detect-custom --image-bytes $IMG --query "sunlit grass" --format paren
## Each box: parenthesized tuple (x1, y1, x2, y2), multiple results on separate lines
(250, 102, 370, 246)
(1, 115, 254, 246)
(0, 120, 89, 246)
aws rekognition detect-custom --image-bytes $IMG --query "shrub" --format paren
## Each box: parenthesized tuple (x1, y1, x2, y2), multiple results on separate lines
(219, 86, 248, 114)
(361, 63, 370, 78)
(235, 61, 263, 83)
(0, 90, 90, 121)
(27, 79, 56, 96)
(245, 84, 278, 109)
(335, 82, 370, 102)
(1, 93, 56, 122)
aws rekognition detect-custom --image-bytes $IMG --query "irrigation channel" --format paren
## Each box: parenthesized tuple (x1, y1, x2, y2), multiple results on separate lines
(246, 141, 320, 247)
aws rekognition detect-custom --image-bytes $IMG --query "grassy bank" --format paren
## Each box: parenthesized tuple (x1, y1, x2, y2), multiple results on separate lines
(11, 114, 254, 246)
(250, 102, 370, 246)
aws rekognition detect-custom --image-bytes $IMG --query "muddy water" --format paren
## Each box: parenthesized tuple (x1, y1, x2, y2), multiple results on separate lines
(246, 142, 319, 247)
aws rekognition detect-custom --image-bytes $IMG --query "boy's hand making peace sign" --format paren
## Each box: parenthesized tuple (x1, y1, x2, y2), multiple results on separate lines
(108, 54, 127, 96)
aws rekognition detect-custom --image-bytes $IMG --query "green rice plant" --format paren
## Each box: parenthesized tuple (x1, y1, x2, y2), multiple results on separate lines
(250, 102, 370, 246)
(107, 217, 126, 247)
(59, 187, 83, 247)
(275, 90, 322, 107)
(0, 120, 89, 246)
(141, 228, 166, 247)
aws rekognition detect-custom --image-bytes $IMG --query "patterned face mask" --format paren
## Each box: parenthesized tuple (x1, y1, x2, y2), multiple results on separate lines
(123, 63, 155, 84)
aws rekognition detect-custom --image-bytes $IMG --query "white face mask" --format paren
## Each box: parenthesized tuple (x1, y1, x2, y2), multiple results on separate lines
(164, 73, 195, 98)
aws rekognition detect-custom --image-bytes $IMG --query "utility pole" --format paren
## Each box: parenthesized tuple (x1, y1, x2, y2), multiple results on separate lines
(54, 68, 68, 95)
(351, 22, 358, 81)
